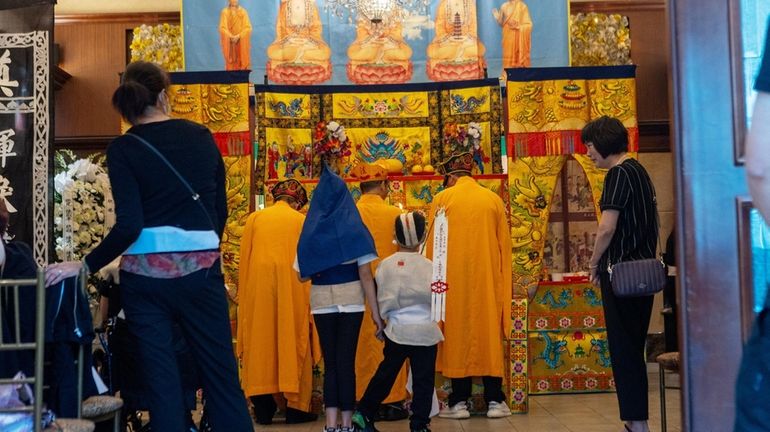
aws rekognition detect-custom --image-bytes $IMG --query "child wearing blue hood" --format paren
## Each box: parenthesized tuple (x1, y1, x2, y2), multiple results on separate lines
(295, 164, 385, 432)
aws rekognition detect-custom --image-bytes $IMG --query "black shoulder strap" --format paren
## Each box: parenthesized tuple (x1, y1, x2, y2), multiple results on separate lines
(125, 132, 217, 233)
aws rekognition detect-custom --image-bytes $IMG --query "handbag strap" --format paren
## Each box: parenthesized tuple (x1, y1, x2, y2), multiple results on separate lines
(125, 132, 218, 233)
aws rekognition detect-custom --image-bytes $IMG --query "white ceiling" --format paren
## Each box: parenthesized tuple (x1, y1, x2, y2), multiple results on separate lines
(55, 0, 180, 14)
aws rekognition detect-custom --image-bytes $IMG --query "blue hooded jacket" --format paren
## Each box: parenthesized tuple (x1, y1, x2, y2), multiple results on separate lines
(297, 164, 376, 279)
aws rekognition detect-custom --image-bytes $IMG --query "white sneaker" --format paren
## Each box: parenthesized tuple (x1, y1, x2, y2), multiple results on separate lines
(486, 401, 512, 418)
(438, 401, 470, 419)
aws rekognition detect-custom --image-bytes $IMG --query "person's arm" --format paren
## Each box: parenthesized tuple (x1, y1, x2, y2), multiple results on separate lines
(588, 166, 630, 286)
(747, 91, 770, 221)
(589, 209, 620, 286)
(359, 263, 384, 340)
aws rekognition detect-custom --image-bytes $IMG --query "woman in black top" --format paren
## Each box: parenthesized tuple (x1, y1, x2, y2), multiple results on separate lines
(46, 62, 252, 432)
(585, 116, 657, 432)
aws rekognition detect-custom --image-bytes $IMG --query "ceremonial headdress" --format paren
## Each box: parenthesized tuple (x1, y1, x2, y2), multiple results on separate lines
(348, 162, 389, 182)
(438, 152, 474, 175)
(296, 163, 376, 279)
(270, 179, 308, 208)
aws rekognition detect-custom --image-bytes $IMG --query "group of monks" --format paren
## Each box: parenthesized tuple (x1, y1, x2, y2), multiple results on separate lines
(237, 151, 512, 423)
(218, 0, 533, 84)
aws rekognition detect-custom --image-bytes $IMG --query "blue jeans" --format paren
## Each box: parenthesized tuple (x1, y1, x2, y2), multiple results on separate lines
(120, 262, 252, 432)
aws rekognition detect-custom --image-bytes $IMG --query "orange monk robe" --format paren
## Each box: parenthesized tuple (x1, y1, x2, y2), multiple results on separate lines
(499, 0, 532, 68)
(237, 201, 320, 412)
(427, 177, 512, 378)
(219, 5, 252, 70)
(355, 194, 408, 403)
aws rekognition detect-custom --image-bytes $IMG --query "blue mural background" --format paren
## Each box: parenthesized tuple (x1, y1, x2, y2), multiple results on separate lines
(183, 0, 570, 84)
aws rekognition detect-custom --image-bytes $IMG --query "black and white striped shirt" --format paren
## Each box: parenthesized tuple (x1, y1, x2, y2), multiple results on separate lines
(598, 158, 658, 272)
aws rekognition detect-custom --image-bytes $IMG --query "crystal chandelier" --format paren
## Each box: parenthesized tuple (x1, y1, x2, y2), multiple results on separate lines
(358, 0, 395, 24)
(324, 0, 431, 24)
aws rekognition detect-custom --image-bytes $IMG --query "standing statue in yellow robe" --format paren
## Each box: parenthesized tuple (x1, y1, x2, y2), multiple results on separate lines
(428, 153, 514, 420)
(347, 15, 414, 84)
(219, 0, 252, 71)
(426, 0, 487, 81)
(237, 180, 319, 425)
(350, 163, 410, 418)
(493, 0, 533, 68)
(267, 0, 332, 85)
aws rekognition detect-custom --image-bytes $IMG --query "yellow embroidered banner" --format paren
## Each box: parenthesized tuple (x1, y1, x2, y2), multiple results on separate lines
(508, 155, 566, 298)
(168, 71, 253, 334)
(440, 81, 504, 174)
(255, 88, 322, 192)
(506, 66, 638, 158)
(332, 92, 430, 119)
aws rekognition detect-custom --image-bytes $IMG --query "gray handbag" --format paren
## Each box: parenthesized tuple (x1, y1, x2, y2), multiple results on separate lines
(609, 257, 666, 297)
(608, 186, 666, 297)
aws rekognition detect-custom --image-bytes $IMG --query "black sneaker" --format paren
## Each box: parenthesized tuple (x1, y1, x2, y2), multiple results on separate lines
(411, 428, 432, 432)
(285, 408, 318, 424)
(377, 402, 409, 421)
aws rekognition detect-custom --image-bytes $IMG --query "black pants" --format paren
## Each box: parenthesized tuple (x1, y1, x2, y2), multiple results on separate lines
(314, 312, 363, 411)
(120, 263, 252, 432)
(735, 309, 770, 431)
(358, 337, 437, 430)
(447, 376, 505, 406)
(600, 272, 654, 421)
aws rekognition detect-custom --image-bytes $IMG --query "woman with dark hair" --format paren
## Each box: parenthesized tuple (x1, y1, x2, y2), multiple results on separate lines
(584, 116, 657, 432)
(45, 61, 252, 431)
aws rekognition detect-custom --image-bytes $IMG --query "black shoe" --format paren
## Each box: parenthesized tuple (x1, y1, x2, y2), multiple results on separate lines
(250, 395, 277, 425)
(377, 402, 409, 421)
(285, 408, 318, 424)
(411, 428, 431, 432)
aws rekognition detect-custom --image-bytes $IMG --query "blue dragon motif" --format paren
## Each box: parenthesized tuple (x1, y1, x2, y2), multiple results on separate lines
(537, 289, 573, 309)
(268, 98, 305, 118)
(533, 331, 567, 369)
(590, 337, 612, 368)
(358, 132, 407, 166)
(582, 287, 603, 307)
(410, 185, 444, 203)
(451, 94, 488, 114)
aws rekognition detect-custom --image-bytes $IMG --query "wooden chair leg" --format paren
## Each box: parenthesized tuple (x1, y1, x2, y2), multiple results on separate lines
(660, 365, 667, 432)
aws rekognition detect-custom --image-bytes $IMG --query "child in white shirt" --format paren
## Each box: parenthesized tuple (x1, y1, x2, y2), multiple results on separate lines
(353, 211, 443, 432)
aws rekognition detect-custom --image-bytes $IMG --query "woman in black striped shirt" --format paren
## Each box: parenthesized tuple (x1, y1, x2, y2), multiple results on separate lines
(585, 116, 658, 432)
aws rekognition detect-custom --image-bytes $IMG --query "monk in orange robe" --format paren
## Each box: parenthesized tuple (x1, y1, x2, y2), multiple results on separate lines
(351, 163, 409, 419)
(219, 0, 252, 70)
(237, 180, 318, 425)
(428, 153, 513, 420)
(493, 0, 533, 68)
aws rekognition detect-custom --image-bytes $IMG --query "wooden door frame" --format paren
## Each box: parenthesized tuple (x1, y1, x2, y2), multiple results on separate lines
(669, 0, 749, 430)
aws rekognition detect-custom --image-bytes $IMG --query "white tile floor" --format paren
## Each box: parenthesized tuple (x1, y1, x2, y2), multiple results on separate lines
(251, 367, 681, 432)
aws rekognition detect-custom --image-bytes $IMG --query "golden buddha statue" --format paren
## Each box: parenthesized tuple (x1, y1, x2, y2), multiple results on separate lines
(266, 0, 332, 85)
(426, 0, 486, 81)
(347, 15, 413, 84)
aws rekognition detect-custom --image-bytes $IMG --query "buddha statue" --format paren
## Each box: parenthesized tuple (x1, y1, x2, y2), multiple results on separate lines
(426, 0, 486, 81)
(347, 14, 413, 84)
(266, 0, 332, 85)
